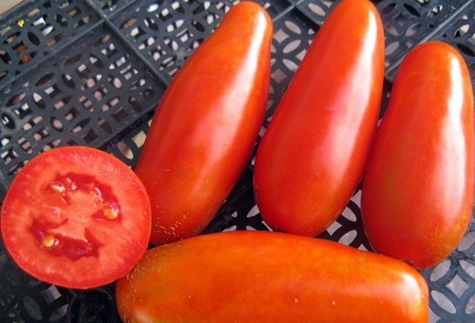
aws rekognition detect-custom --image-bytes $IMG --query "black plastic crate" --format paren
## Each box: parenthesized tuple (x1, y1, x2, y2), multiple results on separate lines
(0, 0, 474, 322)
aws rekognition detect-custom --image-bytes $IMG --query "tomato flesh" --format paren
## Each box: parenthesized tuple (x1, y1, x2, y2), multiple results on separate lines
(1, 146, 152, 289)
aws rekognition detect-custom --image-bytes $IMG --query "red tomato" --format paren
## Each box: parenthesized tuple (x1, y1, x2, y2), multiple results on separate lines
(361, 41, 475, 269)
(1, 146, 152, 289)
(116, 230, 429, 323)
(253, 0, 385, 237)
(134, 1, 273, 245)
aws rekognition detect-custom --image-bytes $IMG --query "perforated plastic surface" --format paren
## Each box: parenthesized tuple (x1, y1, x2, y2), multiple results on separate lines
(0, 0, 474, 322)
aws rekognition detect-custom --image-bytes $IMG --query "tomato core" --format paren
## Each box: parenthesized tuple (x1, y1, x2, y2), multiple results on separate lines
(28, 172, 121, 261)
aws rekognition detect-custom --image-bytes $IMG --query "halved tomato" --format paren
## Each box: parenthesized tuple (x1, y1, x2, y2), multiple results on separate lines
(1, 146, 151, 289)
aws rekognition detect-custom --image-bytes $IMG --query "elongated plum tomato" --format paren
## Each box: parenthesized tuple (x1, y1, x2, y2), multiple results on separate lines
(116, 231, 429, 323)
(361, 41, 475, 269)
(253, 0, 385, 237)
(134, 1, 273, 245)
(1, 146, 152, 289)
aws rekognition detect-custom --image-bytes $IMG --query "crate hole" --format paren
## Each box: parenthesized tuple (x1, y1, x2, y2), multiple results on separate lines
(144, 17, 159, 31)
(405, 23, 421, 37)
(403, 3, 421, 17)
(89, 54, 104, 69)
(72, 118, 92, 133)
(431, 290, 456, 314)
(93, 87, 108, 102)
(307, 3, 327, 17)
(22, 116, 42, 132)
(139, 36, 157, 50)
(283, 39, 301, 54)
(458, 231, 475, 251)
(61, 73, 75, 89)
(36, 73, 54, 87)
(46, 32, 67, 47)
(101, 0, 120, 11)
(101, 43, 118, 59)
(147, 2, 161, 13)
(45, 84, 61, 100)
(33, 127, 50, 144)
(64, 53, 82, 68)
(142, 87, 156, 101)
(6, 92, 26, 106)
(460, 260, 475, 280)
(117, 141, 134, 160)
(275, 30, 292, 47)
(2, 114, 16, 130)
(91, 34, 112, 49)
(83, 74, 102, 90)
(338, 229, 357, 246)
(32, 93, 46, 109)
(18, 136, 33, 156)
(102, 96, 119, 112)
(127, 97, 142, 112)
(283, 58, 299, 73)
(121, 64, 137, 81)
(467, 293, 475, 314)
(75, 63, 91, 78)
(108, 75, 122, 89)
(385, 41, 400, 56)
(27, 31, 41, 46)
(54, 14, 68, 28)
(120, 17, 137, 30)
(81, 128, 98, 144)
(271, 68, 288, 84)
(0, 50, 12, 65)
(50, 116, 63, 132)
(7, 159, 25, 176)
(131, 130, 146, 148)
(68, 7, 82, 19)
(54, 95, 72, 110)
(457, 43, 475, 57)
(130, 77, 146, 91)
(430, 259, 451, 281)
(0, 70, 8, 80)
(98, 118, 112, 134)
(112, 107, 128, 122)
(64, 106, 80, 121)
(79, 96, 93, 112)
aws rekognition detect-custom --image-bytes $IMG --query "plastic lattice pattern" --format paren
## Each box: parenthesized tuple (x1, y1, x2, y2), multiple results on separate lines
(0, 0, 474, 322)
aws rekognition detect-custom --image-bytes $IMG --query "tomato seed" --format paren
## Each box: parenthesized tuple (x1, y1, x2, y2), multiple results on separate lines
(42, 234, 57, 248)
(49, 182, 65, 194)
(103, 207, 119, 219)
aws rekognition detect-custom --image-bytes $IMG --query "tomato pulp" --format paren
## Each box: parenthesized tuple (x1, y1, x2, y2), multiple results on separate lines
(253, 0, 385, 237)
(361, 41, 475, 269)
(116, 230, 429, 323)
(1, 146, 152, 289)
(134, 1, 273, 245)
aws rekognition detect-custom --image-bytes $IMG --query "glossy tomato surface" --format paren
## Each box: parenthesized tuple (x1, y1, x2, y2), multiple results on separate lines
(134, 1, 273, 245)
(1, 146, 152, 289)
(253, 0, 385, 237)
(116, 230, 429, 323)
(361, 41, 475, 269)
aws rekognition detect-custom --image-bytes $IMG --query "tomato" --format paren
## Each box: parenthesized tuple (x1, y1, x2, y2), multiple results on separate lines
(116, 230, 429, 323)
(360, 41, 475, 269)
(1, 146, 152, 289)
(253, 0, 385, 237)
(134, 1, 273, 245)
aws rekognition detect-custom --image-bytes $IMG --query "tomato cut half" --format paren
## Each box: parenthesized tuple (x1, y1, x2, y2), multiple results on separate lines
(1, 146, 152, 289)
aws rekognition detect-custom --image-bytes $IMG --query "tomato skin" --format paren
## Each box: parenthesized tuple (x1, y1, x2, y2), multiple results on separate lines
(116, 230, 429, 323)
(253, 0, 385, 237)
(134, 2, 273, 245)
(1, 146, 152, 289)
(361, 41, 475, 269)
